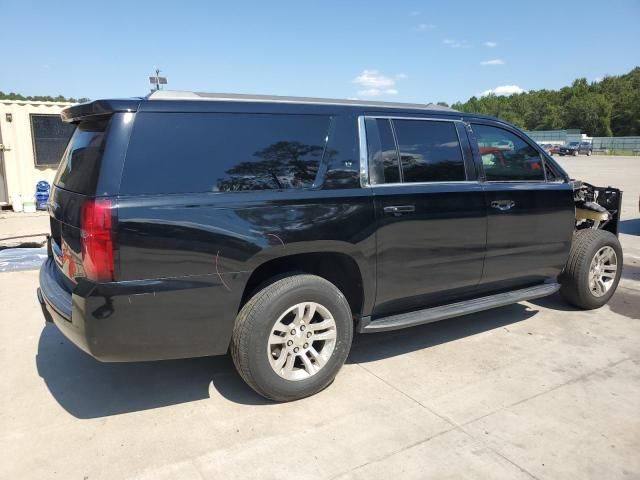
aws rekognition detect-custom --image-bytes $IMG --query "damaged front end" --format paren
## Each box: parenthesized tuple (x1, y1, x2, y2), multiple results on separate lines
(573, 181, 622, 235)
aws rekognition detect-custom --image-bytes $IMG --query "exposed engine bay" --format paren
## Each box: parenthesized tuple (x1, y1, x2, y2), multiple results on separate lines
(573, 181, 622, 234)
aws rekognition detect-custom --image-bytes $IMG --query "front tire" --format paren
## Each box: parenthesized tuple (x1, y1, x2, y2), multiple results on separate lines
(231, 274, 353, 401)
(560, 230, 623, 309)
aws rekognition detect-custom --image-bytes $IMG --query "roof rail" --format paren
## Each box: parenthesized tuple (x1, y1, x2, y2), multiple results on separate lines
(146, 90, 458, 112)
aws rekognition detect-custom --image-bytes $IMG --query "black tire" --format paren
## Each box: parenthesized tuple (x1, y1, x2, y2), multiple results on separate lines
(231, 274, 353, 401)
(587, 150, 592, 156)
(560, 230, 623, 309)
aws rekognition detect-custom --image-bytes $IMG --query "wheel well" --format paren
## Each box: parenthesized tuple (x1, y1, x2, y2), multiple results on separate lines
(240, 253, 364, 318)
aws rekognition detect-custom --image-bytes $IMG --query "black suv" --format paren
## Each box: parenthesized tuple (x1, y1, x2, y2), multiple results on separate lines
(559, 141, 593, 156)
(38, 92, 623, 401)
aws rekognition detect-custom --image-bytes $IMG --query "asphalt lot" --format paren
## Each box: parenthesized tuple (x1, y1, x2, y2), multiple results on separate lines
(1, 155, 639, 479)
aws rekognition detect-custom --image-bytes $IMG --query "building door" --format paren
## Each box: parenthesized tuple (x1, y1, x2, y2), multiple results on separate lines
(0, 123, 8, 204)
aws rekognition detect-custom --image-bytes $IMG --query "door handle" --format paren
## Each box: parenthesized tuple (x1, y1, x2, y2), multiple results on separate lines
(383, 205, 416, 215)
(491, 200, 516, 211)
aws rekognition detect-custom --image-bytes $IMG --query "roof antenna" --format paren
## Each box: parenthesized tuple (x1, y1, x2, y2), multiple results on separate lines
(149, 67, 168, 92)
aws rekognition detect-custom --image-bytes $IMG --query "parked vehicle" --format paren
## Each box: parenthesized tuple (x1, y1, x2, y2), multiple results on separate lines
(38, 92, 623, 401)
(548, 144, 561, 155)
(559, 141, 593, 156)
(539, 143, 561, 155)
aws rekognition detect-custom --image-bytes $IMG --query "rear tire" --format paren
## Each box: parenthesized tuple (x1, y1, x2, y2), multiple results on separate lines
(560, 230, 623, 309)
(231, 274, 353, 401)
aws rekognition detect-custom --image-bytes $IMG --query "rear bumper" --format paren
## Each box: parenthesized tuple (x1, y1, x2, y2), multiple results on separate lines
(37, 257, 247, 362)
(38, 260, 94, 355)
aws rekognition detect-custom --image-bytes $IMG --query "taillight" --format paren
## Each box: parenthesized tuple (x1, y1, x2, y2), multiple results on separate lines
(81, 199, 115, 282)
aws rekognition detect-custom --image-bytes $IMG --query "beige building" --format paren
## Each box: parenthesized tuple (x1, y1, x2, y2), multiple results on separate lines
(0, 99, 74, 207)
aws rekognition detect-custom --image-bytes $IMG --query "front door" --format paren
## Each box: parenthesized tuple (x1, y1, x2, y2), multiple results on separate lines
(468, 121, 575, 292)
(364, 116, 487, 317)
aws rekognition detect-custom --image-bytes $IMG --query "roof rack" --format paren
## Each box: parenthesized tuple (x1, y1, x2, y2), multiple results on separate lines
(146, 90, 458, 112)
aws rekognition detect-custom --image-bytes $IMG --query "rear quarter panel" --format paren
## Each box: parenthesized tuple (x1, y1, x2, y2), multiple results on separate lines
(116, 188, 377, 310)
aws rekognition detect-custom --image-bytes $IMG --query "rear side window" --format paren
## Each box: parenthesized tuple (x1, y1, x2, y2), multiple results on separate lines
(120, 113, 330, 194)
(392, 119, 466, 182)
(53, 117, 110, 194)
(365, 118, 400, 184)
(472, 124, 545, 181)
(322, 116, 360, 189)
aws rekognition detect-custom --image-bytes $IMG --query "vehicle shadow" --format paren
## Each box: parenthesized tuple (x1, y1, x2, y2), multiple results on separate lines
(347, 301, 538, 364)
(36, 325, 273, 419)
(37, 301, 541, 417)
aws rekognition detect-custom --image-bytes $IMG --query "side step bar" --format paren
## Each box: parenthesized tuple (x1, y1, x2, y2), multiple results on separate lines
(358, 283, 560, 333)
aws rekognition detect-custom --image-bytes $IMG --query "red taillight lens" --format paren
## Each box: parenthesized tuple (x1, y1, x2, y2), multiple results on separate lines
(81, 199, 115, 282)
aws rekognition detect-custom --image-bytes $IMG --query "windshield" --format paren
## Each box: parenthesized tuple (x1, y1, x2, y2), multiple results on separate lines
(53, 117, 110, 194)
(568, 142, 579, 146)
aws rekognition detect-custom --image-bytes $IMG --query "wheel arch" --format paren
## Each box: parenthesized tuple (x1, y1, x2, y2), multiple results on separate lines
(239, 251, 368, 320)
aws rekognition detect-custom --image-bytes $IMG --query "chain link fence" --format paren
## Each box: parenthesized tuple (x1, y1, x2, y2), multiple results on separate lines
(525, 130, 640, 155)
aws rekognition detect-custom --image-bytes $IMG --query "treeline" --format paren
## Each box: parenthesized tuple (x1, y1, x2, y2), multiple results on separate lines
(0, 91, 89, 104)
(451, 67, 640, 137)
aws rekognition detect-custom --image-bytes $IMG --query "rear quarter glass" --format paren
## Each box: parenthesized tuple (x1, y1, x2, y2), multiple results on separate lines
(54, 117, 110, 195)
(119, 112, 331, 195)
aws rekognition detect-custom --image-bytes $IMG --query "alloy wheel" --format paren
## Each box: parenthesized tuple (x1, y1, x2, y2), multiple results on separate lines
(588, 246, 618, 297)
(267, 302, 337, 381)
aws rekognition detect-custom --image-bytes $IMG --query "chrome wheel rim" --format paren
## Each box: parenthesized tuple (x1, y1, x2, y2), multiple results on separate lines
(589, 246, 618, 297)
(267, 302, 337, 381)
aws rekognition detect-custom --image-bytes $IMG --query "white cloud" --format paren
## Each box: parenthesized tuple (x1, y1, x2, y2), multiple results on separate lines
(593, 76, 604, 83)
(483, 41, 497, 47)
(480, 85, 526, 96)
(353, 69, 405, 96)
(410, 10, 420, 16)
(443, 39, 470, 48)
(357, 88, 398, 97)
(417, 23, 435, 31)
(480, 59, 505, 65)
(353, 70, 395, 89)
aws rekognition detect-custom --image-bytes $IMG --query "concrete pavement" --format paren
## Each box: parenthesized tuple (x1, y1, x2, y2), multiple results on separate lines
(1, 156, 639, 479)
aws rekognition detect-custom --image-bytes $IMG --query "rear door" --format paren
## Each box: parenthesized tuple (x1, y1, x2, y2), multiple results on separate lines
(468, 120, 574, 291)
(364, 115, 487, 317)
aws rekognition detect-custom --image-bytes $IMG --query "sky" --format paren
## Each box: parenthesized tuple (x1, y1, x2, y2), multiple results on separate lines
(2, 0, 639, 105)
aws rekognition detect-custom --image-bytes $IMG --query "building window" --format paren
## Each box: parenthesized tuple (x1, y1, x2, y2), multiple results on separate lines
(30, 114, 75, 167)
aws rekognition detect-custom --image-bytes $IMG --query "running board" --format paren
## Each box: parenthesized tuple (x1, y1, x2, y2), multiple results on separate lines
(359, 283, 561, 333)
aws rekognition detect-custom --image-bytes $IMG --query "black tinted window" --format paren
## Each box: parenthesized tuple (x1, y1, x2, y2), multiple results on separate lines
(53, 117, 109, 194)
(121, 113, 330, 194)
(322, 116, 360, 189)
(31, 114, 75, 166)
(366, 118, 399, 184)
(392, 119, 465, 182)
(473, 124, 545, 181)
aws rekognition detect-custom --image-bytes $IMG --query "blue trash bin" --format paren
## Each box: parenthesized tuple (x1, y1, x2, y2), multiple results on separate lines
(36, 180, 50, 210)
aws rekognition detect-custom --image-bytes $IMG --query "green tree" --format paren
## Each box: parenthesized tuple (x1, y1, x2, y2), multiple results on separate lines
(451, 66, 640, 136)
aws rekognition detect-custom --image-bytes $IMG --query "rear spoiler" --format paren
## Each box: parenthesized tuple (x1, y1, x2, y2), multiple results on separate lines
(61, 98, 142, 123)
